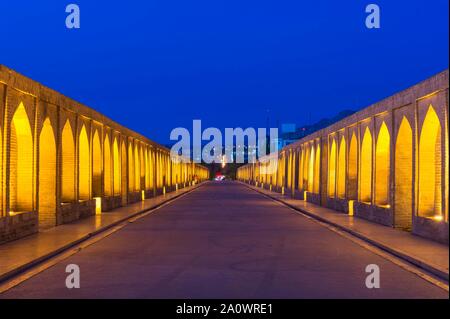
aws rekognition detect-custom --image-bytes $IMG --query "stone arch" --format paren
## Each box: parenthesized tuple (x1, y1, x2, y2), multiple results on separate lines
(92, 130, 102, 197)
(395, 117, 413, 229)
(348, 132, 358, 200)
(104, 134, 112, 196)
(314, 144, 321, 193)
(61, 120, 75, 202)
(360, 127, 372, 203)
(128, 142, 135, 191)
(328, 139, 337, 197)
(375, 122, 390, 206)
(134, 143, 140, 191)
(121, 140, 127, 203)
(337, 136, 346, 198)
(10, 102, 33, 212)
(113, 137, 121, 196)
(38, 118, 56, 228)
(418, 105, 442, 219)
(79, 125, 90, 200)
(308, 145, 315, 191)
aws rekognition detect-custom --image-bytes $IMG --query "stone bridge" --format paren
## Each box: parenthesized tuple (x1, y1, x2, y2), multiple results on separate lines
(238, 70, 449, 244)
(0, 65, 208, 243)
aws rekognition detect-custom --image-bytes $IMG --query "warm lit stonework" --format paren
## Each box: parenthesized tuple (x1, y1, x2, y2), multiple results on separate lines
(238, 70, 449, 244)
(0, 65, 208, 244)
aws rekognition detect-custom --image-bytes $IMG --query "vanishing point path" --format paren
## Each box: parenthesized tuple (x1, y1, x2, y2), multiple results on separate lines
(1, 182, 447, 298)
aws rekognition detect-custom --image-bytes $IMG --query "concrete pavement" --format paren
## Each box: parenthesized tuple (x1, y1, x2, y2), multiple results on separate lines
(244, 182, 449, 281)
(0, 183, 203, 283)
(0, 181, 447, 298)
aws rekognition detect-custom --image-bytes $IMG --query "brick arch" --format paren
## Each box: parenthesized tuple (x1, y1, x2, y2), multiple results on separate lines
(128, 141, 135, 192)
(348, 132, 358, 200)
(104, 133, 112, 196)
(328, 138, 337, 197)
(134, 142, 140, 191)
(394, 116, 413, 229)
(113, 137, 121, 196)
(314, 143, 320, 194)
(78, 124, 90, 200)
(337, 136, 346, 198)
(10, 102, 33, 213)
(418, 105, 442, 220)
(360, 127, 372, 203)
(121, 139, 128, 204)
(92, 129, 102, 197)
(38, 118, 56, 228)
(61, 120, 75, 202)
(375, 122, 390, 206)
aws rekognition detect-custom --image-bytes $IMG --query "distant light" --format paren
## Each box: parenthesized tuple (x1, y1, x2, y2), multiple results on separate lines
(433, 215, 443, 222)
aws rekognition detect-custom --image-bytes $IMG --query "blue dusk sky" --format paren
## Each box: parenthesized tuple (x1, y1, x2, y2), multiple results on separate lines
(1, 0, 448, 144)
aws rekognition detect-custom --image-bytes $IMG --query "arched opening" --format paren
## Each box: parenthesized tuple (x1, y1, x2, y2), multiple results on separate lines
(303, 147, 310, 190)
(38, 118, 56, 228)
(314, 145, 321, 193)
(375, 122, 390, 206)
(10, 103, 33, 213)
(395, 117, 413, 229)
(337, 137, 346, 198)
(140, 145, 145, 188)
(113, 137, 121, 196)
(360, 127, 372, 203)
(145, 148, 151, 190)
(134, 144, 140, 191)
(128, 142, 135, 191)
(92, 130, 102, 197)
(121, 140, 127, 203)
(328, 139, 337, 197)
(79, 125, 90, 200)
(308, 146, 315, 191)
(418, 106, 442, 220)
(104, 135, 112, 196)
(348, 133, 358, 200)
(61, 120, 75, 202)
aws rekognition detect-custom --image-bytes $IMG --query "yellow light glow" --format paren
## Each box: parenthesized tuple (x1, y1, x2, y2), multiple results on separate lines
(141, 190, 145, 201)
(337, 137, 346, 198)
(113, 137, 121, 196)
(328, 140, 337, 197)
(304, 191, 308, 201)
(79, 125, 90, 200)
(375, 122, 390, 206)
(94, 197, 102, 215)
(433, 215, 443, 222)
(92, 130, 102, 197)
(39, 118, 57, 228)
(418, 105, 442, 218)
(104, 135, 112, 196)
(348, 133, 358, 199)
(360, 127, 373, 202)
(10, 102, 33, 212)
(348, 200, 354, 216)
(62, 120, 75, 202)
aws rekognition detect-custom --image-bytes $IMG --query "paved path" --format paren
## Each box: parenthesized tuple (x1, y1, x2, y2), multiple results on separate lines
(1, 182, 447, 298)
